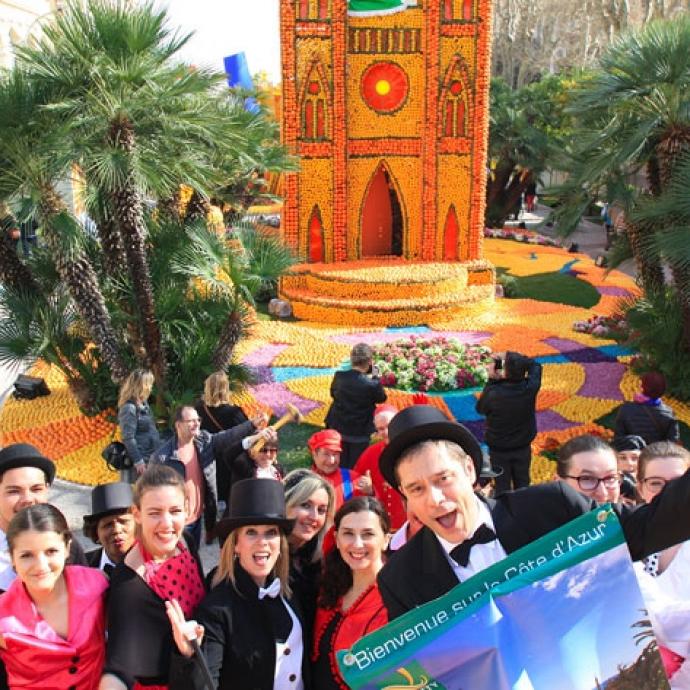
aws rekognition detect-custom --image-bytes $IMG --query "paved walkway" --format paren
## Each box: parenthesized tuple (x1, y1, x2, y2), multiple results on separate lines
(505, 204, 637, 277)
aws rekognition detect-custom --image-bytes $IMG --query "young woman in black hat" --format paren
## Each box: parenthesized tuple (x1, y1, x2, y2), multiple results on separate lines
(167, 478, 310, 690)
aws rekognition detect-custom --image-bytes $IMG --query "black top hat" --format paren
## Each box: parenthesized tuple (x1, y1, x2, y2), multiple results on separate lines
(215, 478, 295, 542)
(479, 453, 503, 479)
(0, 443, 55, 484)
(612, 435, 646, 452)
(83, 482, 134, 524)
(379, 405, 483, 492)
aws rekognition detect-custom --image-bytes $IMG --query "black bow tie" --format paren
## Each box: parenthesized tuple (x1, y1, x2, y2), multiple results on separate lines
(103, 563, 115, 578)
(450, 524, 497, 567)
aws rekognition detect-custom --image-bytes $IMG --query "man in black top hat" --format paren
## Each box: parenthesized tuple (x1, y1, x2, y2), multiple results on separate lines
(0, 443, 86, 592)
(376, 405, 690, 620)
(83, 482, 136, 575)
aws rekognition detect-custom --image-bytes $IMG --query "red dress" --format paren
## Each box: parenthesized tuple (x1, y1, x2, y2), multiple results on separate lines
(353, 441, 406, 529)
(313, 585, 388, 689)
(0, 565, 108, 690)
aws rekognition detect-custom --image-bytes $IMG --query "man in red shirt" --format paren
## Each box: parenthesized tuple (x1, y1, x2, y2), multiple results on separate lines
(308, 429, 373, 511)
(353, 405, 406, 530)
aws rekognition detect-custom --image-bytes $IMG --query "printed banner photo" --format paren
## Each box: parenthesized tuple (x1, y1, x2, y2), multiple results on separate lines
(338, 507, 669, 690)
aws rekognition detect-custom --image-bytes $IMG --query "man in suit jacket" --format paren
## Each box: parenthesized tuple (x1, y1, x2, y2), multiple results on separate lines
(83, 482, 135, 575)
(377, 406, 690, 620)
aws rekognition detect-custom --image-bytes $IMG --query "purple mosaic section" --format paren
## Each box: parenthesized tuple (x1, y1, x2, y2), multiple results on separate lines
(536, 410, 580, 432)
(462, 419, 486, 443)
(331, 330, 492, 346)
(578, 362, 626, 400)
(243, 343, 289, 367)
(544, 337, 617, 363)
(249, 382, 321, 418)
(597, 286, 633, 297)
(254, 366, 274, 384)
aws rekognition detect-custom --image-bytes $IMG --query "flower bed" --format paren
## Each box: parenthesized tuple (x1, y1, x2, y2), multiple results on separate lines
(372, 336, 492, 392)
(572, 313, 628, 339)
(484, 227, 560, 246)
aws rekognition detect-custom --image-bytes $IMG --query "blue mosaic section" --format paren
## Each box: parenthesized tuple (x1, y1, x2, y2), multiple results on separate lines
(272, 366, 338, 383)
(430, 388, 484, 422)
(384, 326, 431, 334)
(558, 259, 580, 274)
(535, 354, 572, 365)
(597, 344, 634, 358)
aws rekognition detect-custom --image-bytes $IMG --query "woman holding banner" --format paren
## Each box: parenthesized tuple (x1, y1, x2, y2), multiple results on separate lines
(312, 497, 389, 689)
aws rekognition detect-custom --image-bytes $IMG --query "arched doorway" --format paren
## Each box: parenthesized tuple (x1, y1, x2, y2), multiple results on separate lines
(361, 163, 403, 257)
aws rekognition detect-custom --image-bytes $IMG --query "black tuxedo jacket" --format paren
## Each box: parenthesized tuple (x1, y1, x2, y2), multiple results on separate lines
(85, 547, 103, 568)
(378, 474, 690, 620)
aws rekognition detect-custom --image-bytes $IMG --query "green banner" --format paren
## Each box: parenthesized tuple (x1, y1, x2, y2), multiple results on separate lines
(348, 0, 409, 16)
(338, 507, 667, 689)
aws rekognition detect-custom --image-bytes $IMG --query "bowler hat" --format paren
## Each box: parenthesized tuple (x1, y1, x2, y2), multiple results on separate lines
(83, 482, 133, 524)
(0, 443, 55, 484)
(215, 478, 294, 541)
(379, 405, 483, 492)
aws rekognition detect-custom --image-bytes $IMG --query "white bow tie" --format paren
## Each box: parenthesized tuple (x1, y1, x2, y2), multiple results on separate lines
(258, 578, 281, 600)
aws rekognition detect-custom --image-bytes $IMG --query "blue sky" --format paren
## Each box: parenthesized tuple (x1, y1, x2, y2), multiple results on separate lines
(155, 1, 282, 82)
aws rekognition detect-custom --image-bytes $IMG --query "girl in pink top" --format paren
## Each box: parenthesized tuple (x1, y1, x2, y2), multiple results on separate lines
(0, 503, 108, 689)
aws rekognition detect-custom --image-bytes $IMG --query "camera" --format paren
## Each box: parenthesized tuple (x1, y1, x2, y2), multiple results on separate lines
(493, 356, 503, 371)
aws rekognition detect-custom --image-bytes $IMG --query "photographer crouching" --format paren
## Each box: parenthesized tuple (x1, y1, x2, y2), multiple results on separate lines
(476, 351, 542, 494)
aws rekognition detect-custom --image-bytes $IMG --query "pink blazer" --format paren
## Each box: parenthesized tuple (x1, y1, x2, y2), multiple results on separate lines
(0, 565, 108, 689)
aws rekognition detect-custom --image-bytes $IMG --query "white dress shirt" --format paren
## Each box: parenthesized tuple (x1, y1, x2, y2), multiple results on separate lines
(98, 548, 117, 572)
(436, 497, 508, 582)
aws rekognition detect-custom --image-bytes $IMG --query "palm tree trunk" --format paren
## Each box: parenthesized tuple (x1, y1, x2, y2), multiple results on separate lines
(184, 189, 211, 223)
(212, 310, 243, 370)
(94, 209, 127, 280)
(39, 187, 129, 383)
(624, 219, 665, 294)
(0, 222, 38, 292)
(108, 116, 167, 392)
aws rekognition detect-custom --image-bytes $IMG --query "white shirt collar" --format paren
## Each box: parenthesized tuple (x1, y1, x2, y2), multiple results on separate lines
(98, 548, 116, 571)
(434, 497, 507, 581)
(435, 496, 497, 555)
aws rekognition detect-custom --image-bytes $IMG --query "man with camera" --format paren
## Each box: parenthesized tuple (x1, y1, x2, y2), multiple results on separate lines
(476, 351, 542, 494)
(325, 342, 387, 468)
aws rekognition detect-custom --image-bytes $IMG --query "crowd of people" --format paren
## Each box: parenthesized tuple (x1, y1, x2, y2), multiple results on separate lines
(0, 343, 687, 689)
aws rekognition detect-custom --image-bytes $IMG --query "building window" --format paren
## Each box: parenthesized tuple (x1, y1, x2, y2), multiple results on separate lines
(301, 62, 329, 140)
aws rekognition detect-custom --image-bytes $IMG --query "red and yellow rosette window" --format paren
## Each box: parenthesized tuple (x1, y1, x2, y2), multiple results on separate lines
(361, 61, 409, 114)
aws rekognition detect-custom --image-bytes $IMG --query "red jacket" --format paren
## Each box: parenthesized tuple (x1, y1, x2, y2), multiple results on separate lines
(354, 441, 406, 530)
(313, 585, 388, 688)
(311, 465, 368, 512)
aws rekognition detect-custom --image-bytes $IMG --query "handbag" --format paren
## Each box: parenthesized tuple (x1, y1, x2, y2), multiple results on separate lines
(101, 440, 132, 471)
(203, 403, 225, 432)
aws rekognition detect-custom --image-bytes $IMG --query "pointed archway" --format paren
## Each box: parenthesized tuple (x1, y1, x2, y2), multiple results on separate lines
(361, 163, 403, 257)
(308, 206, 324, 262)
(444, 205, 460, 260)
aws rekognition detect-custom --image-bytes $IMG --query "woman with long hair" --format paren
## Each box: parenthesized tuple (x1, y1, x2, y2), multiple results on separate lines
(195, 371, 268, 510)
(167, 478, 310, 689)
(312, 496, 389, 689)
(118, 369, 160, 481)
(0, 504, 108, 687)
(99, 465, 206, 690)
(283, 469, 335, 635)
(634, 442, 690, 688)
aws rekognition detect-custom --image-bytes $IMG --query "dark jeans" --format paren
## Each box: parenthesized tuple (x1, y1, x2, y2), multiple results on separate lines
(184, 517, 202, 551)
(489, 445, 532, 495)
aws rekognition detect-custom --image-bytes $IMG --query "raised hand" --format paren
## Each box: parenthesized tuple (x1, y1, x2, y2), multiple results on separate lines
(165, 598, 204, 658)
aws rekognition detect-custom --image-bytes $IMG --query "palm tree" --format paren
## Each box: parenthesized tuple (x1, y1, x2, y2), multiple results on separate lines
(0, 68, 129, 383)
(555, 17, 690, 315)
(0, 209, 37, 292)
(17, 0, 292, 392)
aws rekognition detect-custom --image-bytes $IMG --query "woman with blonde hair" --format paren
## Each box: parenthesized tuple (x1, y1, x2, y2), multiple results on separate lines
(167, 479, 310, 689)
(117, 369, 160, 482)
(283, 469, 336, 639)
(195, 371, 256, 509)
